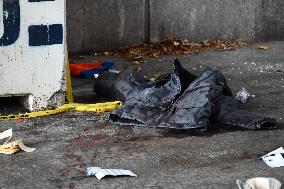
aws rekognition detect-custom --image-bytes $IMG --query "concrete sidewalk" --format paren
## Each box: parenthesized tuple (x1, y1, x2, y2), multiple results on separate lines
(0, 41, 283, 189)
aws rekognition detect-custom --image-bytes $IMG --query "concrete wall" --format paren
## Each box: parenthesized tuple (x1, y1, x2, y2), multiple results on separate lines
(150, 0, 258, 42)
(255, 0, 284, 41)
(67, 0, 284, 53)
(0, 0, 66, 111)
(67, 0, 146, 52)
(151, 0, 284, 42)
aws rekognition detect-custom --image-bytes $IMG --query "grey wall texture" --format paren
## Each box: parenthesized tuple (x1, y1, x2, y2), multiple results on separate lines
(67, 0, 284, 53)
(150, 0, 258, 42)
(67, 0, 146, 52)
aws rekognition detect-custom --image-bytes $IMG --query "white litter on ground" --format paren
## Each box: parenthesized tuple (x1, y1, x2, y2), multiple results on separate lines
(87, 167, 138, 180)
(236, 88, 251, 103)
(261, 147, 284, 168)
(236, 177, 281, 189)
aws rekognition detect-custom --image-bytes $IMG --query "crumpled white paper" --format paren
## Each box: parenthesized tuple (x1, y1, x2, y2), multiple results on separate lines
(261, 147, 284, 168)
(87, 167, 137, 180)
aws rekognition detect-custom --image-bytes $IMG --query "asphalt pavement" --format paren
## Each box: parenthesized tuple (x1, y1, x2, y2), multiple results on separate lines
(0, 41, 283, 189)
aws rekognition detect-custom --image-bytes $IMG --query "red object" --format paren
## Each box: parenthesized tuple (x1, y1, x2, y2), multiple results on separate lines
(69, 61, 102, 76)
(16, 120, 24, 123)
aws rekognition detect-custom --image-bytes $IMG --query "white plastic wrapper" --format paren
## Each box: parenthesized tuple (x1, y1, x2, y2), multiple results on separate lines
(236, 177, 281, 189)
(236, 88, 251, 103)
(261, 147, 284, 168)
(87, 167, 138, 180)
(0, 129, 12, 142)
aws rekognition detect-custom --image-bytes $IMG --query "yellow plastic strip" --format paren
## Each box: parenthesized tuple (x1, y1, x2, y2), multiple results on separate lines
(0, 101, 122, 121)
(65, 50, 74, 103)
(0, 105, 75, 121)
(70, 102, 123, 112)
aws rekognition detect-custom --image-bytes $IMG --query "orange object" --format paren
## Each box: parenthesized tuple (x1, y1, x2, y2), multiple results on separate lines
(16, 120, 24, 123)
(69, 61, 102, 76)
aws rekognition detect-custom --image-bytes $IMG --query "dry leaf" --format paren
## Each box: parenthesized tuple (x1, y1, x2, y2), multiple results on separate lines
(257, 45, 269, 50)
(132, 61, 141, 65)
(102, 52, 112, 56)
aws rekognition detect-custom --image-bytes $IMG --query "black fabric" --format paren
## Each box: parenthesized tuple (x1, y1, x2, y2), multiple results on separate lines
(94, 69, 147, 102)
(95, 59, 277, 130)
(211, 95, 277, 130)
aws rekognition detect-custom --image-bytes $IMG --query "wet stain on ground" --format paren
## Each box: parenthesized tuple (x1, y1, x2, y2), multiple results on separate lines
(28, 130, 46, 137)
(60, 168, 70, 176)
(161, 125, 244, 138)
(95, 121, 108, 129)
(68, 182, 75, 189)
(83, 127, 91, 132)
(79, 163, 87, 168)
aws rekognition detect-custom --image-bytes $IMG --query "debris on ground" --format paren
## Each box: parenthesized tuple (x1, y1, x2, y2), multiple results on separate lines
(236, 177, 281, 189)
(236, 88, 252, 103)
(94, 59, 277, 130)
(69, 61, 113, 79)
(243, 62, 282, 74)
(108, 69, 121, 74)
(257, 44, 269, 50)
(261, 147, 284, 168)
(69, 61, 102, 76)
(0, 129, 36, 154)
(97, 38, 248, 61)
(87, 167, 138, 180)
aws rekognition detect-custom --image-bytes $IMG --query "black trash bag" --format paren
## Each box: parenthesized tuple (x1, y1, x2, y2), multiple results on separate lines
(109, 59, 277, 130)
(94, 69, 147, 102)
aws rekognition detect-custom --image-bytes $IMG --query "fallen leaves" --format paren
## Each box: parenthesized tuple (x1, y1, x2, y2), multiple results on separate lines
(132, 61, 141, 65)
(256, 44, 269, 50)
(97, 38, 249, 61)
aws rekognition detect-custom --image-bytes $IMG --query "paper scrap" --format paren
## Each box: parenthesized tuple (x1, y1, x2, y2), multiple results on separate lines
(0, 129, 36, 154)
(87, 167, 138, 180)
(261, 147, 284, 168)
(0, 128, 12, 142)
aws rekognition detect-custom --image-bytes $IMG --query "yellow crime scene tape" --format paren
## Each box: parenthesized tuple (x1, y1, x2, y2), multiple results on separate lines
(0, 52, 122, 121)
